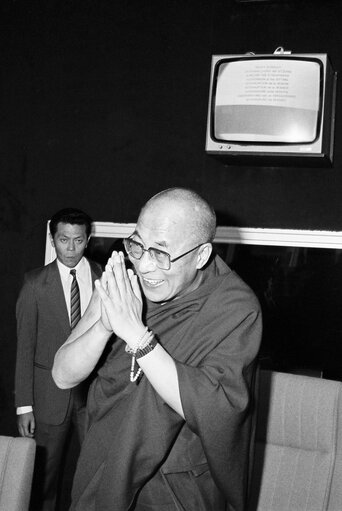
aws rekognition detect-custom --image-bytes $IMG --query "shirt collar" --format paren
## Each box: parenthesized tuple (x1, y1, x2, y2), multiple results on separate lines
(56, 256, 87, 279)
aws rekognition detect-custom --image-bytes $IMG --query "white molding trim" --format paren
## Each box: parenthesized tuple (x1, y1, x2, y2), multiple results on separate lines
(92, 222, 136, 238)
(45, 222, 342, 265)
(214, 226, 342, 248)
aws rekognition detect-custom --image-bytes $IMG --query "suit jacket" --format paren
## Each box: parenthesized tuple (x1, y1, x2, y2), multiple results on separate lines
(15, 258, 102, 426)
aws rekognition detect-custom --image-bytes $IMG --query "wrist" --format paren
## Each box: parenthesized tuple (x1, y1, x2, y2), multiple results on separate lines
(125, 329, 158, 358)
(127, 328, 158, 382)
(96, 319, 113, 337)
(125, 326, 150, 350)
(135, 336, 158, 359)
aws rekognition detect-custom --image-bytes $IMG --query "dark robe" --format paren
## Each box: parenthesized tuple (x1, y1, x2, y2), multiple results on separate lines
(70, 255, 262, 511)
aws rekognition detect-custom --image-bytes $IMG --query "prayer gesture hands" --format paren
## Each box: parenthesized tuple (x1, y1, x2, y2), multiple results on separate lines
(95, 251, 146, 348)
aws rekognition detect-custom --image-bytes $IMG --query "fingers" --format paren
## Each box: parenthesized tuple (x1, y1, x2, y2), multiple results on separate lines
(129, 272, 142, 302)
(95, 279, 110, 302)
(106, 251, 131, 299)
(94, 280, 114, 332)
(97, 250, 140, 311)
(17, 415, 35, 438)
(101, 271, 108, 288)
(29, 416, 35, 435)
(108, 251, 127, 276)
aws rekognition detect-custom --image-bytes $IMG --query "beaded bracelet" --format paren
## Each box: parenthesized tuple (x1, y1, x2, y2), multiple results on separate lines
(130, 350, 143, 382)
(125, 328, 153, 355)
(127, 328, 157, 382)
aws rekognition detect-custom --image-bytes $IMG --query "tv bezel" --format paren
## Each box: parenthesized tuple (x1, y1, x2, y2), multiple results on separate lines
(211, 55, 324, 145)
(205, 53, 337, 167)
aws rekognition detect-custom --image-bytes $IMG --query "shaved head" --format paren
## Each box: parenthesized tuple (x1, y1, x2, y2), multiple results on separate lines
(139, 188, 216, 244)
(129, 188, 216, 302)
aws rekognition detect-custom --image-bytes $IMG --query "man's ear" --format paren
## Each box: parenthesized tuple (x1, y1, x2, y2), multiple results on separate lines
(196, 243, 212, 269)
(49, 233, 55, 248)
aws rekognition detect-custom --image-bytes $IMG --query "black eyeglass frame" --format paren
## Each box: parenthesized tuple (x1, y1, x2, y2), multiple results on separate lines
(123, 237, 206, 270)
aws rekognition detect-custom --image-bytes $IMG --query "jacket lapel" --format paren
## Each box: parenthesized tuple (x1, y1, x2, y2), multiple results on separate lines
(89, 259, 102, 287)
(45, 261, 71, 338)
(44, 259, 101, 337)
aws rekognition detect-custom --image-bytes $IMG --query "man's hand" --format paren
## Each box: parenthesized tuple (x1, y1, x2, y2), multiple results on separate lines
(17, 411, 35, 438)
(96, 272, 113, 333)
(95, 251, 146, 348)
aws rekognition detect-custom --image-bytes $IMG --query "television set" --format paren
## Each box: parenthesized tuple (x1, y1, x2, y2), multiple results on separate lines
(205, 50, 337, 167)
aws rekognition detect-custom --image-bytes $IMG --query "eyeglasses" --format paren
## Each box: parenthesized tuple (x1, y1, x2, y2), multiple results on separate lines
(123, 237, 204, 270)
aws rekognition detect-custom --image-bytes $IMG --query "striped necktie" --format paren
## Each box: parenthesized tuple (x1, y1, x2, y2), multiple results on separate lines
(70, 269, 81, 329)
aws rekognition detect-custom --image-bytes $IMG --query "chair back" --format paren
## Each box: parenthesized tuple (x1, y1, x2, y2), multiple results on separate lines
(248, 370, 342, 511)
(0, 435, 36, 511)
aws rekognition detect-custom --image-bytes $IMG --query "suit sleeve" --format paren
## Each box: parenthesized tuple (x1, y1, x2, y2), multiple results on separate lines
(15, 275, 38, 408)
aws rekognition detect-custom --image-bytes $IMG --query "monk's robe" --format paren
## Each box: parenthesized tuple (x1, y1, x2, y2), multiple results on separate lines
(70, 255, 262, 511)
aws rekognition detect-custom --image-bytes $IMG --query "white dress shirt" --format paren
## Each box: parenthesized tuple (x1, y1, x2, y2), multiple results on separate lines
(17, 257, 93, 415)
(57, 256, 93, 320)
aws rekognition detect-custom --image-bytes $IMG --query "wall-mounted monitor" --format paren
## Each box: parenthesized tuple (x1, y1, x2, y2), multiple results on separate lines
(205, 51, 337, 167)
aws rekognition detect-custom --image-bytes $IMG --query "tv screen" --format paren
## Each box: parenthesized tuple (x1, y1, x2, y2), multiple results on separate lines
(206, 53, 337, 167)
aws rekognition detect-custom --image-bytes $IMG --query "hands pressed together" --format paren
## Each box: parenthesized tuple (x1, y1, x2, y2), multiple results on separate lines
(95, 251, 147, 350)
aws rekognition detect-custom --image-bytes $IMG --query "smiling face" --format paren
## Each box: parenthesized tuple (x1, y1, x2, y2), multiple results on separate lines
(50, 222, 88, 268)
(129, 198, 212, 303)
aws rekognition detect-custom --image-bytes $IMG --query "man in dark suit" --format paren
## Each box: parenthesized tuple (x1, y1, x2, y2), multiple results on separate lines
(15, 208, 102, 511)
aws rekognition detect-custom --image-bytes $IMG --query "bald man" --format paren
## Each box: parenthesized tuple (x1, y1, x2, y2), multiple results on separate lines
(52, 188, 262, 511)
